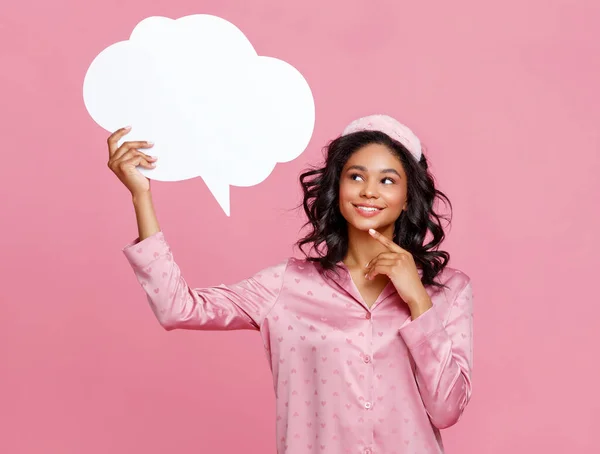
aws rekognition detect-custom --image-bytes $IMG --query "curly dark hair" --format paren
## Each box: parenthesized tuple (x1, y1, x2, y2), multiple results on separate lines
(296, 130, 452, 288)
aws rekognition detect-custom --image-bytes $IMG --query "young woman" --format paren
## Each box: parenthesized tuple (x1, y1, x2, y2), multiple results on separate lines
(107, 114, 473, 454)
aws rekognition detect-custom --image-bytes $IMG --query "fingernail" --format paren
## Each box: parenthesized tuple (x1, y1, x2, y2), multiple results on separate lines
(369, 229, 376, 234)
(147, 141, 154, 146)
(124, 126, 131, 130)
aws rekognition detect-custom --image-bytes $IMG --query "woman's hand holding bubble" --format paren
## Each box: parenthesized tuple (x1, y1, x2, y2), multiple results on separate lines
(106, 126, 157, 197)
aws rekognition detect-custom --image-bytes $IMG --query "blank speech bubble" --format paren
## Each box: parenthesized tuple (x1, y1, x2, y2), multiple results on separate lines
(83, 14, 315, 215)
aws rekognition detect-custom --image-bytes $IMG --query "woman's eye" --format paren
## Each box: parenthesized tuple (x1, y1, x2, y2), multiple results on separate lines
(350, 173, 364, 181)
(382, 177, 395, 184)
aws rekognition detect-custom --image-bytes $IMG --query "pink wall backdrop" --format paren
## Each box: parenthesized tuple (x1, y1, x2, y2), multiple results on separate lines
(2, 0, 599, 452)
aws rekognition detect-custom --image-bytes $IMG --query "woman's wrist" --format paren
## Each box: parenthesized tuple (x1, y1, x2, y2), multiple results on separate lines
(132, 190, 153, 205)
(131, 190, 160, 241)
(409, 296, 433, 320)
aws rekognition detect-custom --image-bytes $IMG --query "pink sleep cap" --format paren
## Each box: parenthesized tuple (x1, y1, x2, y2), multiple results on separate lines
(341, 114, 422, 162)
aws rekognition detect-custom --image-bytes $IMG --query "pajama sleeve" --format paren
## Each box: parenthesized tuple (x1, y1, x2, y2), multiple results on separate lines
(398, 275, 473, 429)
(122, 231, 287, 331)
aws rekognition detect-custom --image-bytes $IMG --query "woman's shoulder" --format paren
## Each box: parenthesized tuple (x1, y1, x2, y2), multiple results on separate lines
(284, 256, 322, 274)
(424, 266, 473, 315)
(430, 265, 471, 296)
(253, 256, 318, 277)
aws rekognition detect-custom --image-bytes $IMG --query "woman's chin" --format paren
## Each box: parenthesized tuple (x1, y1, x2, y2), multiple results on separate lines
(348, 218, 382, 232)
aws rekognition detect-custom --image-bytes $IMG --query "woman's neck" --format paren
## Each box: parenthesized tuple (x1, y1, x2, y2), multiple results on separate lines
(343, 225, 394, 270)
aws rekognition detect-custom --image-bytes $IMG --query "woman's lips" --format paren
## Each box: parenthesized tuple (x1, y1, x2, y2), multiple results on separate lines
(352, 204, 384, 218)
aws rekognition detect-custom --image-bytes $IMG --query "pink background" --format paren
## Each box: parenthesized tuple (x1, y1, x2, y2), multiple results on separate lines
(2, 0, 599, 452)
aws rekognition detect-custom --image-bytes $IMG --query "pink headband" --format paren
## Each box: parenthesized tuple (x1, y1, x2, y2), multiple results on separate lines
(341, 114, 422, 161)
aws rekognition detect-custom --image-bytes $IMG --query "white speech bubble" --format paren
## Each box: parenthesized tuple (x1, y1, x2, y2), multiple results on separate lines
(83, 14, 315, 215)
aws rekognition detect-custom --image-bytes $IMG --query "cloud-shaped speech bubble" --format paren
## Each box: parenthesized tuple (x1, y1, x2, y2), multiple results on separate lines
(83, 14, 315, 215)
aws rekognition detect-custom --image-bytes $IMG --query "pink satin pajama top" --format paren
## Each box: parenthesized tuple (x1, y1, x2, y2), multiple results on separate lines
(123, 231, 473, 454)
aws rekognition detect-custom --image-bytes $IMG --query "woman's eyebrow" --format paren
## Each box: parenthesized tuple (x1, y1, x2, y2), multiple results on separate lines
(381, 168, 401, 177)
(346, 165, 401, 177)
(346, 165, 367, 172)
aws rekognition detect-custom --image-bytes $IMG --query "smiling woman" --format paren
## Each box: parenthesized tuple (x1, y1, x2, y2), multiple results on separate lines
(116, 114, 473, 454)
(297, 118, 452, 289)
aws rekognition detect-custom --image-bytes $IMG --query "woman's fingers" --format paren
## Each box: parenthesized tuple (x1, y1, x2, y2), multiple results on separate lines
(107, 126, 132, 156)
(365, 259, 396, 278)
(367, 258, 397, 269)
(109, 149, 156, 170)
(130, 155, 157, 170)
(368, 229, 407, 254)
(110, 147, 156, 165)
(365, 263, 394, 280)
(366, 252, 397, 268)
(113, 140, 154, 161)
(119, 154, 156, 170)
(106, 128, 156, 196)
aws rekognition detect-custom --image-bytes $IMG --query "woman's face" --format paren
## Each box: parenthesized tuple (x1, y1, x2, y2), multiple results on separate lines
(338, 143, 407, 234)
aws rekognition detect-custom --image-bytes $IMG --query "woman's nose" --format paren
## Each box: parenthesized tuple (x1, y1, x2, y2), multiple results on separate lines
(360, 181, 379, 198)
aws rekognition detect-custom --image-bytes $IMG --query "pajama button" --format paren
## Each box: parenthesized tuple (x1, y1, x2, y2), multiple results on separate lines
(364, 449, 372, 454)
(364, 401, 372, 409)
(365, 313, 372, 320)
(364, 355, 371, 363)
